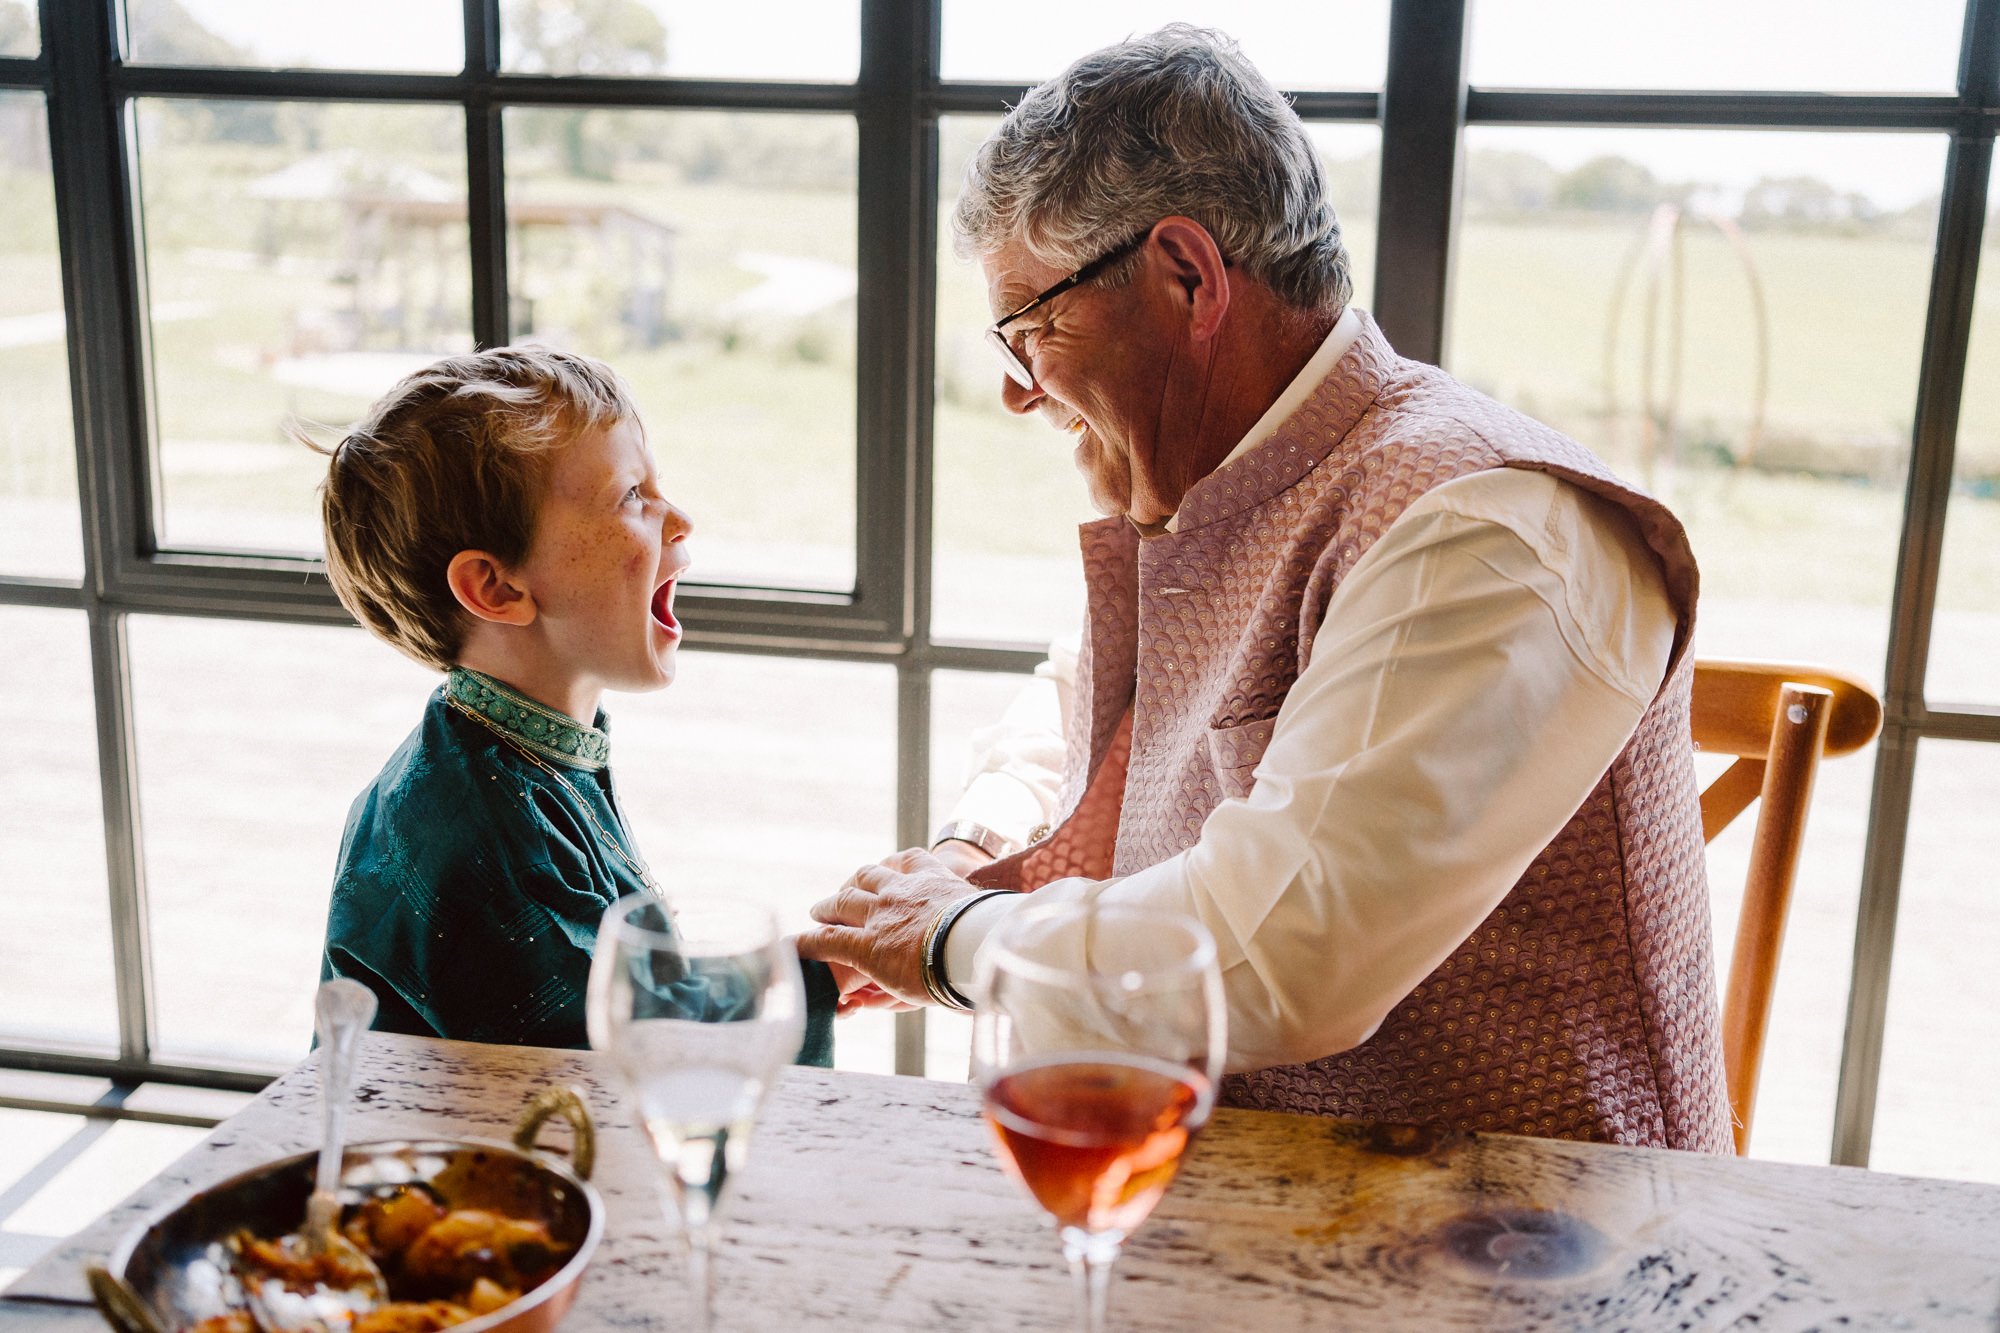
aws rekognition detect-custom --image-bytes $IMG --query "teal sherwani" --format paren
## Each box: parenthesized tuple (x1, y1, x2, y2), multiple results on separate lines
(323, 667, 835, 1065)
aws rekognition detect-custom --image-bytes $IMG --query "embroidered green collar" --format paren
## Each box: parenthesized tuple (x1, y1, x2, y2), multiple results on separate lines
(446, 667, 610, 771)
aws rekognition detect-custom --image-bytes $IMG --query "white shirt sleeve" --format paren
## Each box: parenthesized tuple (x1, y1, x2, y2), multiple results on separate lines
(944, 468, 1679, 1074)
(943, 636, 1078, 848)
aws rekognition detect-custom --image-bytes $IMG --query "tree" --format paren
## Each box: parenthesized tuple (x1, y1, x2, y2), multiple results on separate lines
(1554, 155, 1668, 214)
(125, 0, 253, 65)
(0, 1, 34, 56)
(1464, 149, 1559, 217)
(1740, 175, 1879, 232)
(504, 0, 667, 75)
(504, 0, 669, 178)
(121, 0, 281, 145)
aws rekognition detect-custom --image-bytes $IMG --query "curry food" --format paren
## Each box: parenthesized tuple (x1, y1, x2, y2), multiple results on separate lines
(186, 1184, 575, 1333)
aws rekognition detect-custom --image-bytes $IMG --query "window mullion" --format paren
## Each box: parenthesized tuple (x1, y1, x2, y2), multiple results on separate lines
(87, 605, 156, 1066)
(1375, 0, 1469, 365)
(858, 0, 939, 1075)
(46, 0, 158, 1066)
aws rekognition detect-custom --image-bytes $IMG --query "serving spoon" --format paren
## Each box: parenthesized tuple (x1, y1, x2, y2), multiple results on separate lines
(236, 978, 390, 1331)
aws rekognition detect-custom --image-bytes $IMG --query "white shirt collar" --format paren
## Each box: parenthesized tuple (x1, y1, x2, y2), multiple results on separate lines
(1165, 304, 1365, 534)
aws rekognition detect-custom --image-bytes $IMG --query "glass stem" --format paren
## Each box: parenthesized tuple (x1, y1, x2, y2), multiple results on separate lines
(1061, 1227, 1122, 1333)
(685, 1221, 716, 1333)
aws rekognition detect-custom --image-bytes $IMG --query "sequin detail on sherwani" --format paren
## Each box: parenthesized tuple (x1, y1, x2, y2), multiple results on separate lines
(322, 674, 835, 1064)
(971, 312, 1729, 1152)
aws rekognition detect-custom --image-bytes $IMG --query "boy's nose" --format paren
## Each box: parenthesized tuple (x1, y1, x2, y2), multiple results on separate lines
(662, 500, 692, 542)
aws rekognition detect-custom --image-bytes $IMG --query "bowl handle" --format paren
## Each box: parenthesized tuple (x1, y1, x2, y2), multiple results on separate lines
(85, 1266, 166, 1333)
(512, 1085, 596, 1181)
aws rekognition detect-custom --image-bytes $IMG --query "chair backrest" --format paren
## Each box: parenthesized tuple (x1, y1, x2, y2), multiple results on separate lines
(1691, 658, 1881, 1155)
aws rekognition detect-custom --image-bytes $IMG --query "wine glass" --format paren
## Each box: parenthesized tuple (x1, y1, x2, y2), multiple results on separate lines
(587, 894, 805, 1333)
(971, 900, 1227, 1333)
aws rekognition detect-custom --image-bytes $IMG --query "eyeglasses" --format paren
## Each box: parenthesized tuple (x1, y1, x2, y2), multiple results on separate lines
(983, 230, 1150, 390)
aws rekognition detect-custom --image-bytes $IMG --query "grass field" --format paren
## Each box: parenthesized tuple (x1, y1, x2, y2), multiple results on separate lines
(2, 148, 1996, 612)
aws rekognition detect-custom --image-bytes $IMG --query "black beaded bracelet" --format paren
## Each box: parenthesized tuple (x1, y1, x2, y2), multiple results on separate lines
(922, 889, 1015, 1012)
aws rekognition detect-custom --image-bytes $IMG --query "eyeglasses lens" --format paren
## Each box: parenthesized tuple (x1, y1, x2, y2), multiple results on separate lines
(985, 327, 1036, 389)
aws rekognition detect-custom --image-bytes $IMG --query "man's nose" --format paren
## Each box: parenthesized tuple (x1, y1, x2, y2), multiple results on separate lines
(1000, 372, 1043, 416)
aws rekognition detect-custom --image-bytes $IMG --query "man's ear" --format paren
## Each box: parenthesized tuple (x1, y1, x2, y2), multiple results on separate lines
(1148, 215, 1231, 343)
(446, 549, 538, 626)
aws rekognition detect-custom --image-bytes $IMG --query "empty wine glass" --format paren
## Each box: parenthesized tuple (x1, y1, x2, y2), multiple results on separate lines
(971, 900, 1226, 1333)
(587, 894, 805, 1333)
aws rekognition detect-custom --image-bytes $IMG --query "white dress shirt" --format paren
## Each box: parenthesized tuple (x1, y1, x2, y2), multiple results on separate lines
(942, 323, 1678, 1074)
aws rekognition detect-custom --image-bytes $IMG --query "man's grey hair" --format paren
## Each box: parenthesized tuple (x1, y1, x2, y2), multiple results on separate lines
(952, 24, 1352, 318)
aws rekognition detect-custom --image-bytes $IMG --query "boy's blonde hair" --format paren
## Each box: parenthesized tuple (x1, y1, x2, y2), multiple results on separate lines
(316, 346, 638, 671)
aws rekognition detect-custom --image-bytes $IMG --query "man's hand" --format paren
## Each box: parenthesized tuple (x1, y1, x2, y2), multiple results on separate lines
(928, 837, 997, 880)
(800, 848, 979, 1006)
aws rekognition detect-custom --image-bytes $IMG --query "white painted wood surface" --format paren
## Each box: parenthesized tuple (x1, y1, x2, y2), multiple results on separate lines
(8, 1031, 2000, 1330)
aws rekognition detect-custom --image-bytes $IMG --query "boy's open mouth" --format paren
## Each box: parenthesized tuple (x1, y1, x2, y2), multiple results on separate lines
(650, 577, 680, 636)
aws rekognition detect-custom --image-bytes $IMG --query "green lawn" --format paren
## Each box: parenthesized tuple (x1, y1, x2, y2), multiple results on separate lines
(1451, 217, 2000, 478)
(2, 154, 1996, 611)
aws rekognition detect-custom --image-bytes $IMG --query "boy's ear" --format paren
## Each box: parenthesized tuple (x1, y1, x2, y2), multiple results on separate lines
(446, 550, 538, 626)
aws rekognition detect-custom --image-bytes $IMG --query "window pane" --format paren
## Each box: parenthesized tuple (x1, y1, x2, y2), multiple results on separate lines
(0, 0, 36, 57)
(571, 651, 898, 1072)
(133, 100, 471, 556)
(932, 116, 1378, 646)
(132, 616, 438, 1067)
(941, 2, 1389, 89)
(1450, 127, 1948, 696)
(932, 123, 1092, 645)
(501, 1, 858, 81)
(1872, 741, 2000, 1183)
(135, 618, 897, 1071)
(928, 667, 1044, 1083)
(0, 608, 118, 1052)
(928, 667, 1036, 835)
(123, 0, 463, 72)
(0, 93, 82, 579)
(1927, 180, 2000, 707)
(1469, 0, 1961, 94)
(505, 108, 856, 591)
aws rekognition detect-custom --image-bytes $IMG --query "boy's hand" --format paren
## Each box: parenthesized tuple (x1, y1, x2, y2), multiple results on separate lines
(823, 959, 915, 1015)
(800, 848, 980, 1007)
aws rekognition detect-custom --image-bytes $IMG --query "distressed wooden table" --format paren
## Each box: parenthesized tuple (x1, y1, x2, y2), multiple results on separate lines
(7, 1031, 2000, 1330)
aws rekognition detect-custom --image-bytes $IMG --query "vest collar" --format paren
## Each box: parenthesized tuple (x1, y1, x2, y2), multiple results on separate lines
(1167, 310, 1400, 536)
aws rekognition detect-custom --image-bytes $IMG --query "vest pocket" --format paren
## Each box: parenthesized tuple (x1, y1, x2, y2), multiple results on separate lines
(1206, 714, 1278, 801)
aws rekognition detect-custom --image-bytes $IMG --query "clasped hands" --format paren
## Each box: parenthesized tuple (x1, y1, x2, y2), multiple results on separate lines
(800, 842, 994, 1014)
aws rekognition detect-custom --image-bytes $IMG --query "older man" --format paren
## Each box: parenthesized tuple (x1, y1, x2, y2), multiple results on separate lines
(804, 25, 1730, 1152)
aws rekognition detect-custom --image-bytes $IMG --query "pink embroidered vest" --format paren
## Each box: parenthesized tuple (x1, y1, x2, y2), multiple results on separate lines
(972, 314, 1730, 1152)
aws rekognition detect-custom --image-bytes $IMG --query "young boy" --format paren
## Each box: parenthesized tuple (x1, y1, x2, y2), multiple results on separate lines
(316, 347, 834, 1063)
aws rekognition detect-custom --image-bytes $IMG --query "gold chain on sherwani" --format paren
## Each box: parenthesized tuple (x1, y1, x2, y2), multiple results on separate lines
(444, 668, 662, 898)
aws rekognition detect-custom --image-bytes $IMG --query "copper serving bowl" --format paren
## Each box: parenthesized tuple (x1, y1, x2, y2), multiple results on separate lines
(86, 1087, 604, 1333)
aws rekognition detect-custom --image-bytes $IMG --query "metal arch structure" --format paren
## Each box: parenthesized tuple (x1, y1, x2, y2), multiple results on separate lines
(0, 0, 1994, 1167)
(1599, 202, 1772, 492)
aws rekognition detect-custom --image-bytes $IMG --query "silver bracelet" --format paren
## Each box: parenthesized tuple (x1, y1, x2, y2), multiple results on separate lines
(931, 819, 1021, 861)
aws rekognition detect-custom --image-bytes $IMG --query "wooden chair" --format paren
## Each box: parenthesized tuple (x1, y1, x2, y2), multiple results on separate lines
(1691, 658, 1882, 1155)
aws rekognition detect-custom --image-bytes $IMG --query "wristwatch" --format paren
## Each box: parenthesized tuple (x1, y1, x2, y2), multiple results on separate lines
(930, 819, 1020, 861)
